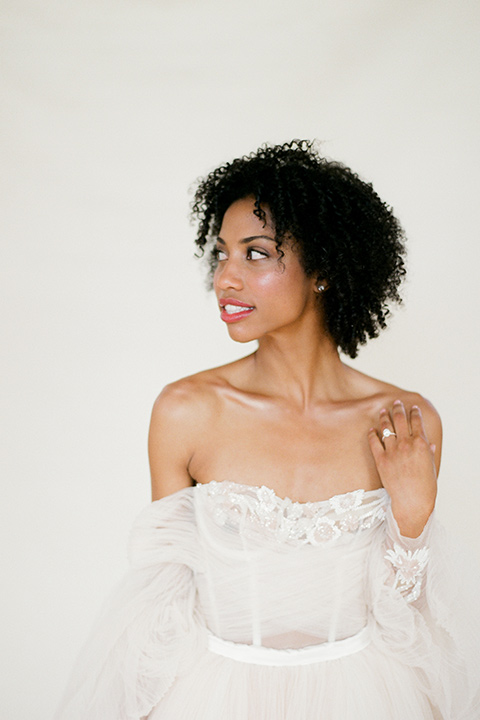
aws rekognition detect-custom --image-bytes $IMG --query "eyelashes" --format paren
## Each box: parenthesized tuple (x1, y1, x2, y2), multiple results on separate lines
(211, 246, 269, 263)
(211, 247, 226, 262)
(248, 249, 269, 260)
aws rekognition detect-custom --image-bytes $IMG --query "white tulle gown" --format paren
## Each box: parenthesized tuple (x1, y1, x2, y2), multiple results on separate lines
(55, 480, 480, 719)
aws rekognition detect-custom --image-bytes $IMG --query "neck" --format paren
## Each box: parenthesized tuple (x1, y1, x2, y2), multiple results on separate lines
(251, 323, 350, 408)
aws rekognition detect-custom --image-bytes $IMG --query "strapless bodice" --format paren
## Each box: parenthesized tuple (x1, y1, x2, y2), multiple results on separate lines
(189, 481, 389, 647)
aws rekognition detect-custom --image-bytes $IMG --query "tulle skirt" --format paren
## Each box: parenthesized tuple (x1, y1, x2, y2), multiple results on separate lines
(149, 640, 436, 720)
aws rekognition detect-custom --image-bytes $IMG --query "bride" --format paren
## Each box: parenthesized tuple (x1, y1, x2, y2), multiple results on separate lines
(56, 141, 479, 719)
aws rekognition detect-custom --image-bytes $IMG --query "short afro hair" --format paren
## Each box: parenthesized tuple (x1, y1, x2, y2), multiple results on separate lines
(191, 140, 406, 358)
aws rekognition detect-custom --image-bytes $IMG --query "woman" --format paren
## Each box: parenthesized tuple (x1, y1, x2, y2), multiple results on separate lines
(56, 141, 480, 719)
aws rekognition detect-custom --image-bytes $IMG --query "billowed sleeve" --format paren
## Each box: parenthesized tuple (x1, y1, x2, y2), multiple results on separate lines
(368, 501, 480, 720)
(54, 488, 206, 720)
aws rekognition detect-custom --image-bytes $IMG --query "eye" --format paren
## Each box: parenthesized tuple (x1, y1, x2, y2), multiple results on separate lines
(212, 247, 227, 261)
(247, 248, 268, 260)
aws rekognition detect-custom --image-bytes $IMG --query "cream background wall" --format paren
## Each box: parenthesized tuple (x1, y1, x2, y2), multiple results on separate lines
(2, 0, 479, 716)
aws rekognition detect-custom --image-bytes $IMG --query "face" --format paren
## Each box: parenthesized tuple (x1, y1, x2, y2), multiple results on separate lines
(213, 196, 319, 343)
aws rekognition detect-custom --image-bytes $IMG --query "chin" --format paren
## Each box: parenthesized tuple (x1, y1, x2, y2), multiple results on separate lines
(227, 330, 259, 344)
(225, 324, 262, 343)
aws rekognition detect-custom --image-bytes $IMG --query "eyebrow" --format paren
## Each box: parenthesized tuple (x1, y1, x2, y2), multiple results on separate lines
(216, 235, 276, 245)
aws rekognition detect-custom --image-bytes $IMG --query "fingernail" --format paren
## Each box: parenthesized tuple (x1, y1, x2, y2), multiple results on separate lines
(393, 399, 402, 405)
(412, 405, 420, 410)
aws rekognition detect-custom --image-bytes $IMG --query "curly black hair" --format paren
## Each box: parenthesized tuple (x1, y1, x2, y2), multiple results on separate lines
(191, 140, 406, 358)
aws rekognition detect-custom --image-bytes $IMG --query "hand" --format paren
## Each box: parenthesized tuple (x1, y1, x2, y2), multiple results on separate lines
(368, 400, 437, 538)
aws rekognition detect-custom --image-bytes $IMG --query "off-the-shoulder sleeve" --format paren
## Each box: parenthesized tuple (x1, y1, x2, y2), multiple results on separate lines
(54, 488, 206, 720)
(368, 502, 480, 719)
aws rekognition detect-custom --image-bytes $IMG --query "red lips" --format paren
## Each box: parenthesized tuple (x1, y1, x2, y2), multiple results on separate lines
(218, 297, 254, 308)
(219, 297, 255, 323)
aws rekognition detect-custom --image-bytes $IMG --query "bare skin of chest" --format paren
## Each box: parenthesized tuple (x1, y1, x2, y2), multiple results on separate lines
(189, 394, 383, 502)
(149, 354, 439, 508)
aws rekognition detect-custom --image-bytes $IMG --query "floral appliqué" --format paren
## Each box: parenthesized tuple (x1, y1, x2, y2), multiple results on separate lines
(385, 543, 430, 603)
(203, 481, 387, 547)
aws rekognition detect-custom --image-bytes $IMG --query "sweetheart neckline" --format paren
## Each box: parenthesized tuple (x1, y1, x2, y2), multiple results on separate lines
(195, 479, 388, 508)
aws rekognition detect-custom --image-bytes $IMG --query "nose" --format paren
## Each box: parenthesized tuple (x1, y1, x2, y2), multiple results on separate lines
(214, 255, 243, 292)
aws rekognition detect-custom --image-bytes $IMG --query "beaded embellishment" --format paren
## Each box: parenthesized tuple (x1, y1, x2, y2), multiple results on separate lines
(202, 481, 388, 547)
(385, 544, 430, 603)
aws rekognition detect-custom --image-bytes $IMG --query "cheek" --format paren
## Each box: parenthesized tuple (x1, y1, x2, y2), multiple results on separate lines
(254, 260, 301, 289)
(255, 267, 310, 310)
(254, 269, 284, 291)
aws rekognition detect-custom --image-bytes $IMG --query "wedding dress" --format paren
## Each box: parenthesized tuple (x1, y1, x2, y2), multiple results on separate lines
(55, 480, 480, 719)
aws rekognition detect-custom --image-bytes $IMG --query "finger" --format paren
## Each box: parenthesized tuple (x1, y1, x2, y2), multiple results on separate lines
(368, 427, 384, 460)
(378, 408, 397, 444)
(391, 399, 409, 438)
(410, 405, 428, 440)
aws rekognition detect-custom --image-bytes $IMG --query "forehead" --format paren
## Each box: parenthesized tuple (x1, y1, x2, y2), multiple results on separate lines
(218, 197, 274, 240)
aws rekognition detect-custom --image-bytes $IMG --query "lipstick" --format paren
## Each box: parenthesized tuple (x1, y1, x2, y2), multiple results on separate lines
(219, 298, 255, 324)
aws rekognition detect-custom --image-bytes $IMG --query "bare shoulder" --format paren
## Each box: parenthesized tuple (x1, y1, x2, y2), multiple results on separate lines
(355, 369, 443, 468)
(151, 362, 238, 424)
(380, 382, 442, 441)
(148, 366, 234, 500)
(348, 366, 442, 443)
(376, 382, 443, 476)
(395, 389, 442, 445)
(151, 374, 217, 426)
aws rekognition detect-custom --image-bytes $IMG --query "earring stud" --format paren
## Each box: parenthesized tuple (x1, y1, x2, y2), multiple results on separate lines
(316, 284, 325, 293)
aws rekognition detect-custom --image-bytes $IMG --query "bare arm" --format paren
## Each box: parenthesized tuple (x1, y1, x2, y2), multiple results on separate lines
(148, 381, 199, 501)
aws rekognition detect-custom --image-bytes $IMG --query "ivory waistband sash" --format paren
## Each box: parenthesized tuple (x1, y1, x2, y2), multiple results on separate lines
(207, 623, 372, 666)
